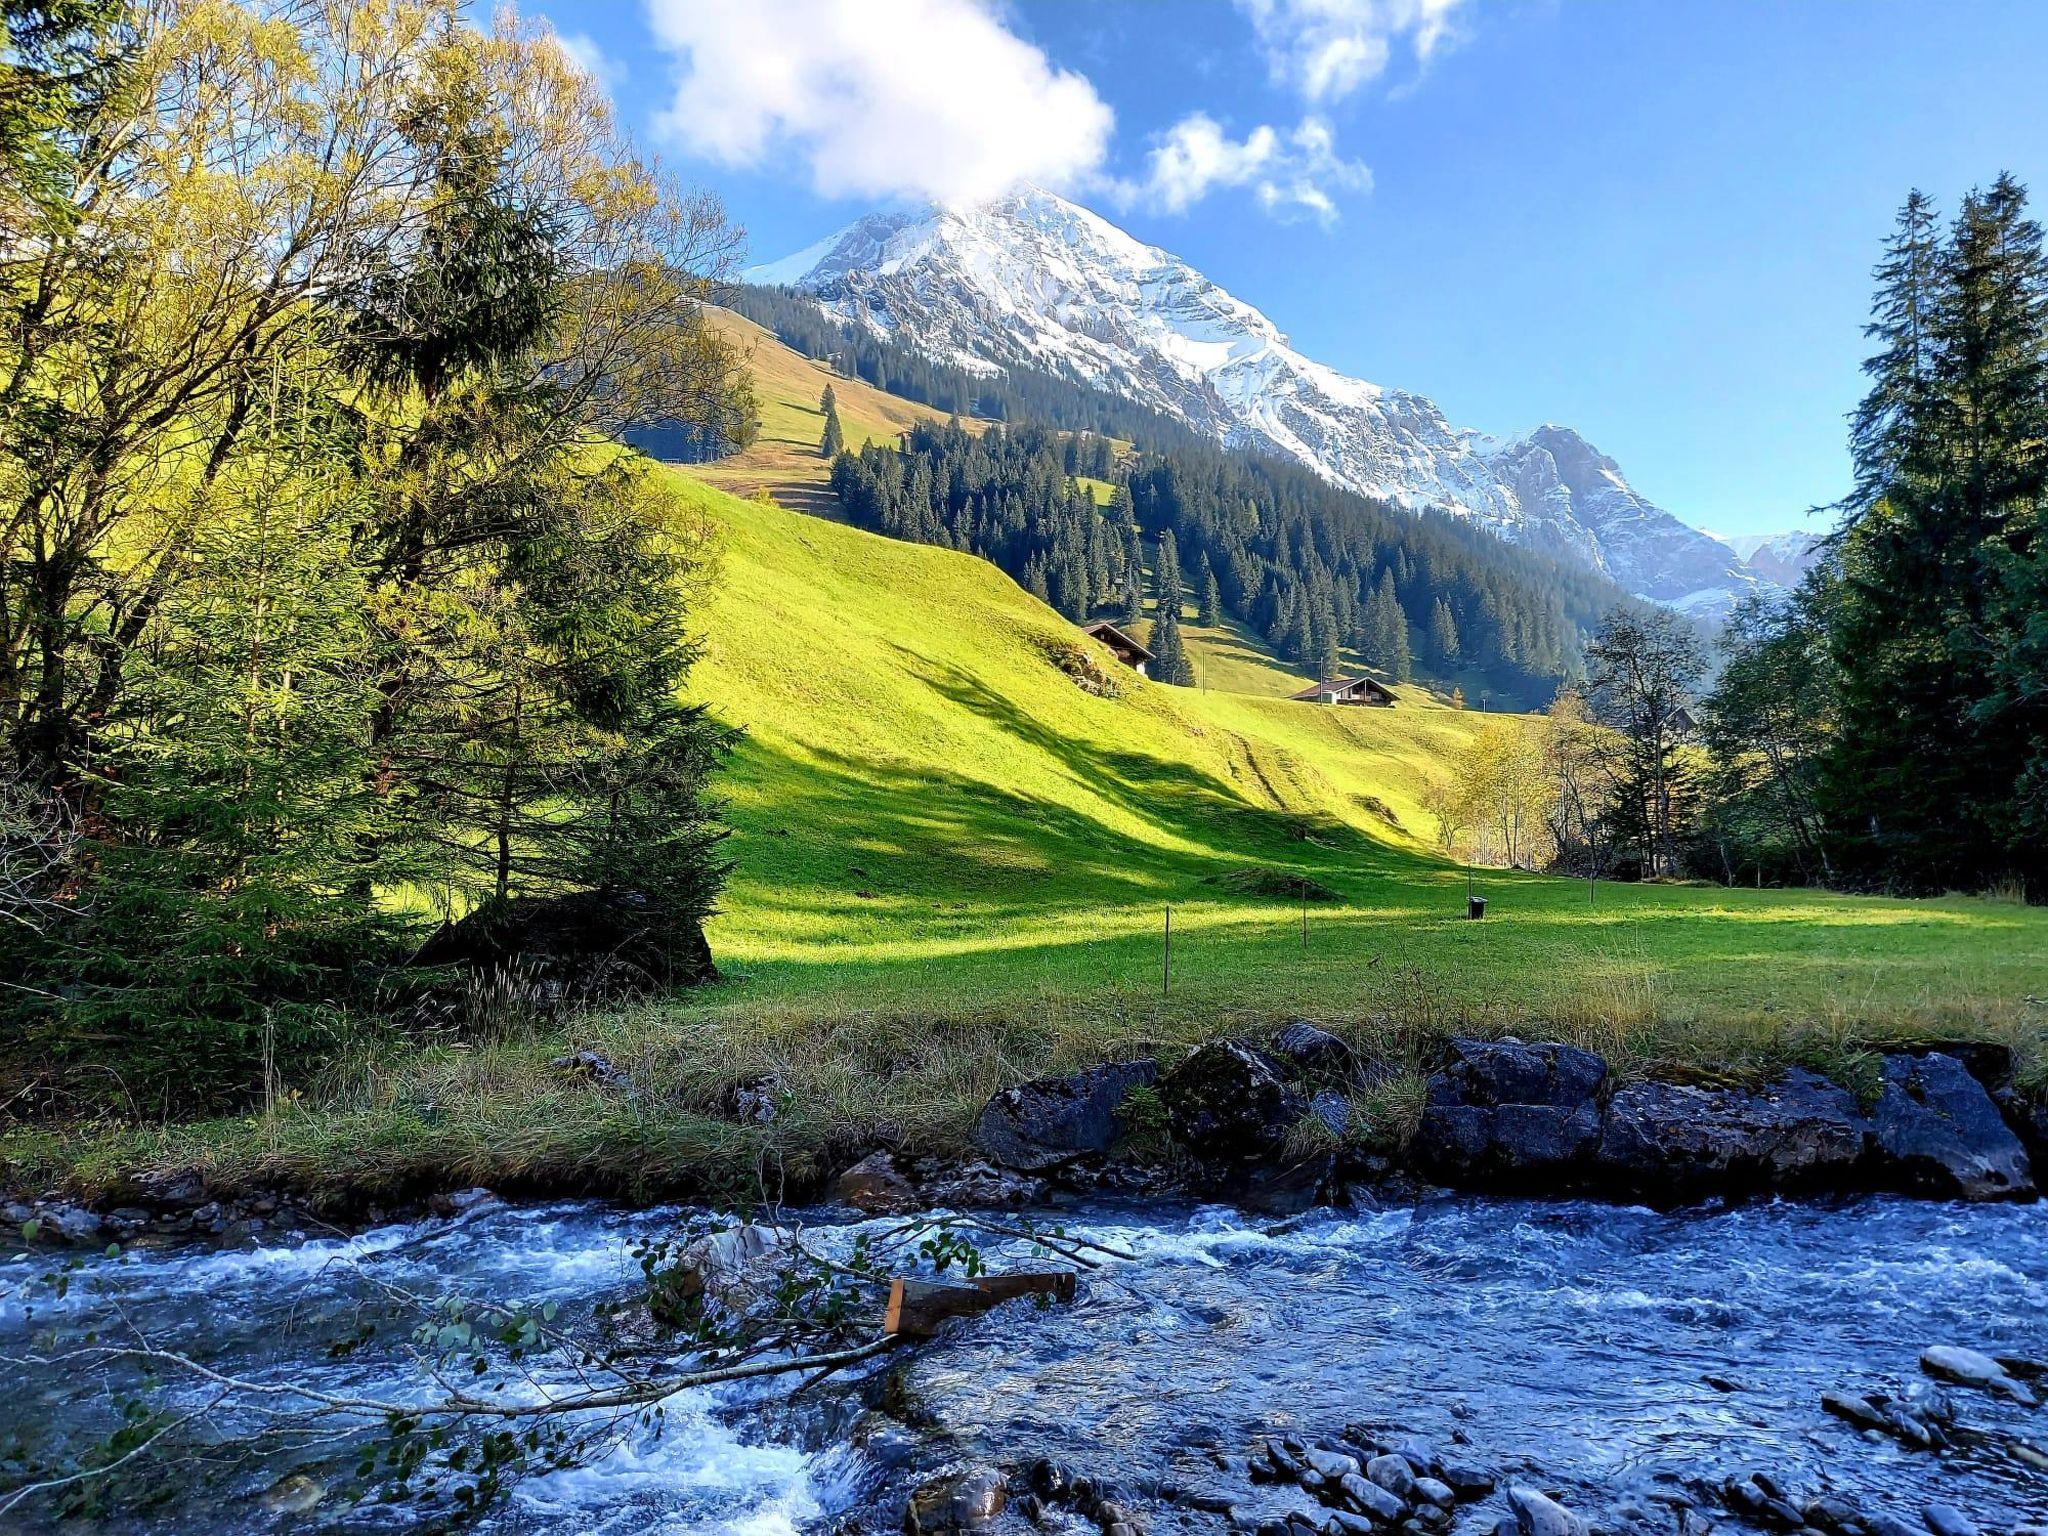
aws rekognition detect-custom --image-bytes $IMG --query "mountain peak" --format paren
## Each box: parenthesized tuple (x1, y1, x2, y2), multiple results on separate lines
(752, 193, 1766, 615)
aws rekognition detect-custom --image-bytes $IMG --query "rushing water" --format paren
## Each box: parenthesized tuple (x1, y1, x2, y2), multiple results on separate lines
(2, 1194, 2044, 1533)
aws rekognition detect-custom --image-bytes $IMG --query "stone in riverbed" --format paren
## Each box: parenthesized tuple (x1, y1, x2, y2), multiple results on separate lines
(1435, 1463, 1496, 1501)
(836, 1152, 921, 1214)
(1306, 1448, 1362, 1480)
(1340, 1474, 1407, 1523)
(1870, 1053, 2034, 1201)
(1411, 1040, 1607, 1188)
(1506, 1487, 1587, 1536)
(969, 1060, 1161, 1170)
(1921, 1505, 1978, 1536)
(1365, 1455, 1417, 1501)
(904, 1467, 1008, 1536)
(261, 1474, 327, 1513)
(1412, 1479, 1455, 1510)
(1921, 1344, 2037, 1404)
(1593, 1070, 1866, 1199)
(1162, 1040, 1306, 1160)
(1820, 1391, 1890, 1432)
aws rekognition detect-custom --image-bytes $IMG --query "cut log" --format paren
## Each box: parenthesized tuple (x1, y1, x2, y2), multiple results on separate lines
(884, 1272, 1078, 1338)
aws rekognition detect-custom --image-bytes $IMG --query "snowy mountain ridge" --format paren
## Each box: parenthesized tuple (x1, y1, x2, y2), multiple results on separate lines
(749, 186, 1764, 614)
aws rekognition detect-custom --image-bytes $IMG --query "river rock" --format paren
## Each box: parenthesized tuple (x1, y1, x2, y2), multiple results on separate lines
(905, 1467, 1007, 1536)
(1162, 1040, 1305, 1160)
(1820, 1391, 1889, 1432)
(1920, 1344, 2037, 1403)
(260, 1473, 327, 1513)
(1412, 1040, 1608, 1188)
(1307, 1448, 1362, 1480)
(1870, 1053, 2034, 1201)
(1920, 1505, 1977, 1536)
(1269, 1020, 1360, 1083)
(1593, 1070, 1866, 1199)
(969, 1060, 1160, 1170)
(1412, 1479, 1455, 1509)
(1507, 1487, 1587, 1536)
(1341, 1473, 1407, 1522)
(836, 1152, 921, 1214)
(1435, 1463, 1496, 1500)
(672, 1222, 787, 1315)
(1366, 1455, 1417, 1501)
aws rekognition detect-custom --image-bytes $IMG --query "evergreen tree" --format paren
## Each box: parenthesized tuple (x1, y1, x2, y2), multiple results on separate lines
(1197, 554, 1222, 626)
(1155, 527, 1184, 618)
(1366, 571, 1412, 680)
(820, 397, 844, 458)
(1825, 176, 2048, 886)
(1429, 596, 1461, 663)
(1150, 599, 1195, 687)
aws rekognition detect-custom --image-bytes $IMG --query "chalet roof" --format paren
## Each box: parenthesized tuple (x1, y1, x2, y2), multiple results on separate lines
(1288, 676, 1399, 702)
(1081, 619, 1154, 661)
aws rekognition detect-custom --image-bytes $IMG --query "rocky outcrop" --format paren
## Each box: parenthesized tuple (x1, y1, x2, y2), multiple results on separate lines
(1593, 1070, 1866, 1200)
(969, 1060, 1159, 1171)
(1870, 1052, 2033, 1201)
(1410, 1039, 1606, 1188)
(1159, 1040, 1304, 1160)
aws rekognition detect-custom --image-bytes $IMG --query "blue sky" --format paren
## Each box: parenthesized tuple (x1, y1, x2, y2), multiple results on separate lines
(532, 0, 2048, 541)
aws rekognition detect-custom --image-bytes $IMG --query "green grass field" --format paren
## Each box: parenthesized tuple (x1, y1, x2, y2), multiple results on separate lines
(8, 348, 2043, 1207)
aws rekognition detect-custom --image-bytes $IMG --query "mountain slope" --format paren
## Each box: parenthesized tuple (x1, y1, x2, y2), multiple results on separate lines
(648, 463, 2043, 1031)
(749, 187, 1761, 615)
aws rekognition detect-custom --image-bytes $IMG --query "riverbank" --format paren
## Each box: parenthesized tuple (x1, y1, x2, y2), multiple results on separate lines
(6, 1010, 2043, 1236)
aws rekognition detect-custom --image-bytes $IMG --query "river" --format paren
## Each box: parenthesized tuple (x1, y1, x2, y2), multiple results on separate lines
(2, 1194, 2043, 1533)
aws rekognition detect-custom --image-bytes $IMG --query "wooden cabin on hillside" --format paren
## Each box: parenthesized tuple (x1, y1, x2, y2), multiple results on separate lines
(1290, 676, 1399, 707)
(1081, 620, 1153, 677)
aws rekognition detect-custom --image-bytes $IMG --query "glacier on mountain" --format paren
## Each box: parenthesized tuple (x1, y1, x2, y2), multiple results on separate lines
(747, 186, 1765, 615)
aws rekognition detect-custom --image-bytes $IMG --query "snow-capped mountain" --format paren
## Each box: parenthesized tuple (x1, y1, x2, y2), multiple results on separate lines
(1730, 530, 1826, 587)
(749, 187, 1761, 613)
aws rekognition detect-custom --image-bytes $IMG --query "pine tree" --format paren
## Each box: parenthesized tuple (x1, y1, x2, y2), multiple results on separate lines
(1154, 528, 1184, 618)
(1366, 570, 1412, 680)
(1150, 601, 1195, 687)
(820, 398, 844, 458)
(1429, 596, 1461, 664)
(1825, 176, 2048, 886)
(1196, 554, 1222, 626)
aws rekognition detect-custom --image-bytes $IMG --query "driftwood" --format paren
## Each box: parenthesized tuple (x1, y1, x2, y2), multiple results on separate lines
(884, 1271, 1078, 1338)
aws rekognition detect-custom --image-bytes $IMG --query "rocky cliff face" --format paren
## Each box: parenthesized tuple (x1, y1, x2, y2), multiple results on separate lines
(752, 186, 1766, 616)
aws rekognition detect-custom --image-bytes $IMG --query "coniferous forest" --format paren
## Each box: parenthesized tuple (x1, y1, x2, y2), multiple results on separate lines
(829, 421, 1630, 709)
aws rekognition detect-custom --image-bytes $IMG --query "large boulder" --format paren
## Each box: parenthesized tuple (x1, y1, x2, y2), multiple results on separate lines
(1266, 1019, 1360, 1084)
(1869, 1052, 2034, 1201)
(413, 889, 715, 998)
(1411, 1039, 1607, 1188)
(1594, 1069, 1867, 1200)
(968, 1060, 1159, 1171)
(1160, 1040, 1304, 1160)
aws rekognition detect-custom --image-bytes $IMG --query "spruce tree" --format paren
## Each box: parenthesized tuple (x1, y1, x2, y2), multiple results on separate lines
(1196, 554, 1222, 626)
(1429, 597, 1461, 663)
(1149, 531, 1195, 685)
(820, 398, 844, 458)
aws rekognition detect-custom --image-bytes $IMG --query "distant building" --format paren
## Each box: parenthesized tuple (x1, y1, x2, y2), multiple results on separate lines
(1669, 705, 1699, 736)
(1290, 676, 1399, 707)
(1081, 619, 1153, 677)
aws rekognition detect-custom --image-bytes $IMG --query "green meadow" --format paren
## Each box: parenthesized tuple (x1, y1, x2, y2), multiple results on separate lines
(9, 334, 2043, 1204)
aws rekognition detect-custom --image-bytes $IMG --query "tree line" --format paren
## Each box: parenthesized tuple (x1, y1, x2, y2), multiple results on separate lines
(0, 0, 751, 1108)
(828, 420, 1636, 708)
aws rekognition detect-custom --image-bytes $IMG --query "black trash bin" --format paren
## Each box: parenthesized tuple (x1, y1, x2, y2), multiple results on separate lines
(1467, 895, 1487, 920)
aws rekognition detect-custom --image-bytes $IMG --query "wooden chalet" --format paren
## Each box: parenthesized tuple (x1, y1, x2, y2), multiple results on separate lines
(1080, 620, 1153, 676)
(1290, 676, 1399, 707)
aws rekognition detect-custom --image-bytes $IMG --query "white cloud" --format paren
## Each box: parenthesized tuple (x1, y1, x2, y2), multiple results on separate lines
(1139, 113, 1370, 225)
(644, 0, 1115, 207)
(1237, 0, 1467, 103)
(553, 29, 623, 89)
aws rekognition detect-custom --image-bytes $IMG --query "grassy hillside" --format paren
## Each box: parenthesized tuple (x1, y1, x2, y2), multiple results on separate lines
(679, 306, 971, 518)
(676, 474, 2044, 1037)
(15, 377, 2044, 1205)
